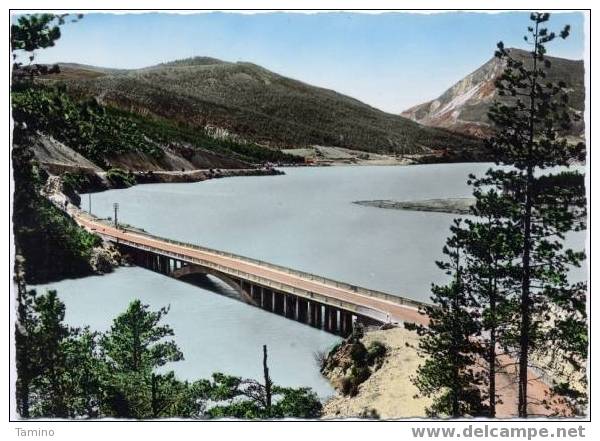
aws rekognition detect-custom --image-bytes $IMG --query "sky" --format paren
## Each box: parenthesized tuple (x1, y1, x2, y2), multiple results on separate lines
(15, 11, 586, 113)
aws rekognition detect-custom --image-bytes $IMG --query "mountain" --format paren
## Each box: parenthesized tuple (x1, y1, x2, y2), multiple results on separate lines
(47, 56, 482, 160)
(401, 49, 585, 139)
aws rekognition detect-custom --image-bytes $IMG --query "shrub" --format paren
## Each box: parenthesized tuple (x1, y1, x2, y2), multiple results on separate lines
(350, 342, 368, 364)
(358, 408, 381, 419)
(340, 377, 354, 396)
(106, 168, 136, 188)
(366, 341, 387, 366)
(350, 365, 371, 386)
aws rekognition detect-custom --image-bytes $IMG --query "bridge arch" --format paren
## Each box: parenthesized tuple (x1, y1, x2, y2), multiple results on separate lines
(170, 264, 256, 305)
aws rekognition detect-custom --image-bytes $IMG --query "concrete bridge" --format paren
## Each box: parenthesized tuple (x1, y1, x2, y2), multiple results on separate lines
(75, 213, 428, 337)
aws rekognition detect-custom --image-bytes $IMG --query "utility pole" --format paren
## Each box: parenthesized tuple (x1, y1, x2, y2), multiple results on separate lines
(88, 193, 92, 215)
(113, 202, 119, 228)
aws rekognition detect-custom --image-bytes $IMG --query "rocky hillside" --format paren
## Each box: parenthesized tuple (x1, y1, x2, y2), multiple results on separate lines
(12, 84, 301, 176)
(402, 48, 585, 139)
(46, 57, 481, 159)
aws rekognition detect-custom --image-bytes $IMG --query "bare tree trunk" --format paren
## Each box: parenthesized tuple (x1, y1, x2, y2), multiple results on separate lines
(263, 345, 272, 417)
(519, 165, 534, 418)
(489, 275, 497, 418)
(518, 20, 540, 419)
(451, 244, 462, 417)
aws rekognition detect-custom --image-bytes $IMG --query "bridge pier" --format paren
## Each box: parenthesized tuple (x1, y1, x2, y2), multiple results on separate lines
(129, 247, 141, 265)
(285, 294, 297, 319)
(297, 298, 308, 323)
(241, 280, 252, 298)
(324, 306, 339, 334)
(273, 291, 285, 315)
(262, 288, 273, 311)
(309, 302, 322, 329)
(160, 255, 169, 274)
(340, 311, 354, 338)
(250, 284, 261, 305)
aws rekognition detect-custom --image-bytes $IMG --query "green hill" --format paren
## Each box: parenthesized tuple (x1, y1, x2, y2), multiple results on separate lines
(49, 56, 481, 159)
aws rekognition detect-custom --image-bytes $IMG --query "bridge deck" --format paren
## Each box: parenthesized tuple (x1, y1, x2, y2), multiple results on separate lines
(75, 214, 428, 326)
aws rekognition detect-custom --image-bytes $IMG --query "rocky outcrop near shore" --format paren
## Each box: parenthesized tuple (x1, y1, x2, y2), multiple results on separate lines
(29, 132, 284, 195)
(40, 175, 124, 276)
(321, 326, 431, 419)
(133, 167, 284, 185)
(321, 325, 582, 419)
(29, 132, 253, 175)
(89, 244, 125, 274)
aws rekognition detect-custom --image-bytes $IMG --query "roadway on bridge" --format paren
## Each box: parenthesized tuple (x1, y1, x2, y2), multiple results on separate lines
(75, 215, 428, 326)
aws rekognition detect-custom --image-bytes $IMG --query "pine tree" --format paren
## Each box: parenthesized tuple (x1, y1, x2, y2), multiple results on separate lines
(407, 220, 486, 417)
(30, 291, 71, 417)
(100, 300, 184, 418)
(61, 329, 105, 417)
(461, 185, 521, 417)
(14, 282, 40, 418)
(16, 288, 100, 418)
(484, 12, 587, 417)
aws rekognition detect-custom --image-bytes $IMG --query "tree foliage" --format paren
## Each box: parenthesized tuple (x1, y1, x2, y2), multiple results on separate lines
(407, 220, 487, 417)
(203, 373, 322, 419)
(15, 293, 322, 419)
(102, 300, 183, 375)
(12, 86, 164, 166)
(11, 14, 106, 284)
(11, 13, 83, 82)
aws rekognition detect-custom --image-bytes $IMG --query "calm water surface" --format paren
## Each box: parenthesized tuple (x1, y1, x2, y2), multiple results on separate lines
(32, 164, 586, 397)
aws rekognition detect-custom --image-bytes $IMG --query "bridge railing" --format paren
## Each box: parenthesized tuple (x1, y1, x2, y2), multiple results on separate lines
(106, 222, 428, 311)
(116, 235, 392, 323)
(76, 209, 428, 312)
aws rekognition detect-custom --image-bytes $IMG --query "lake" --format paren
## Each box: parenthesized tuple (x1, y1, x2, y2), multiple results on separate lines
(32, 163, 586, 398)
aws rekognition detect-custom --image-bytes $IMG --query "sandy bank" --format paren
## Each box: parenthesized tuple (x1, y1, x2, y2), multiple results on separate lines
(321, 325, 579, 419)
(322, 327, 431, 419)
(354, 198, 475, 215)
